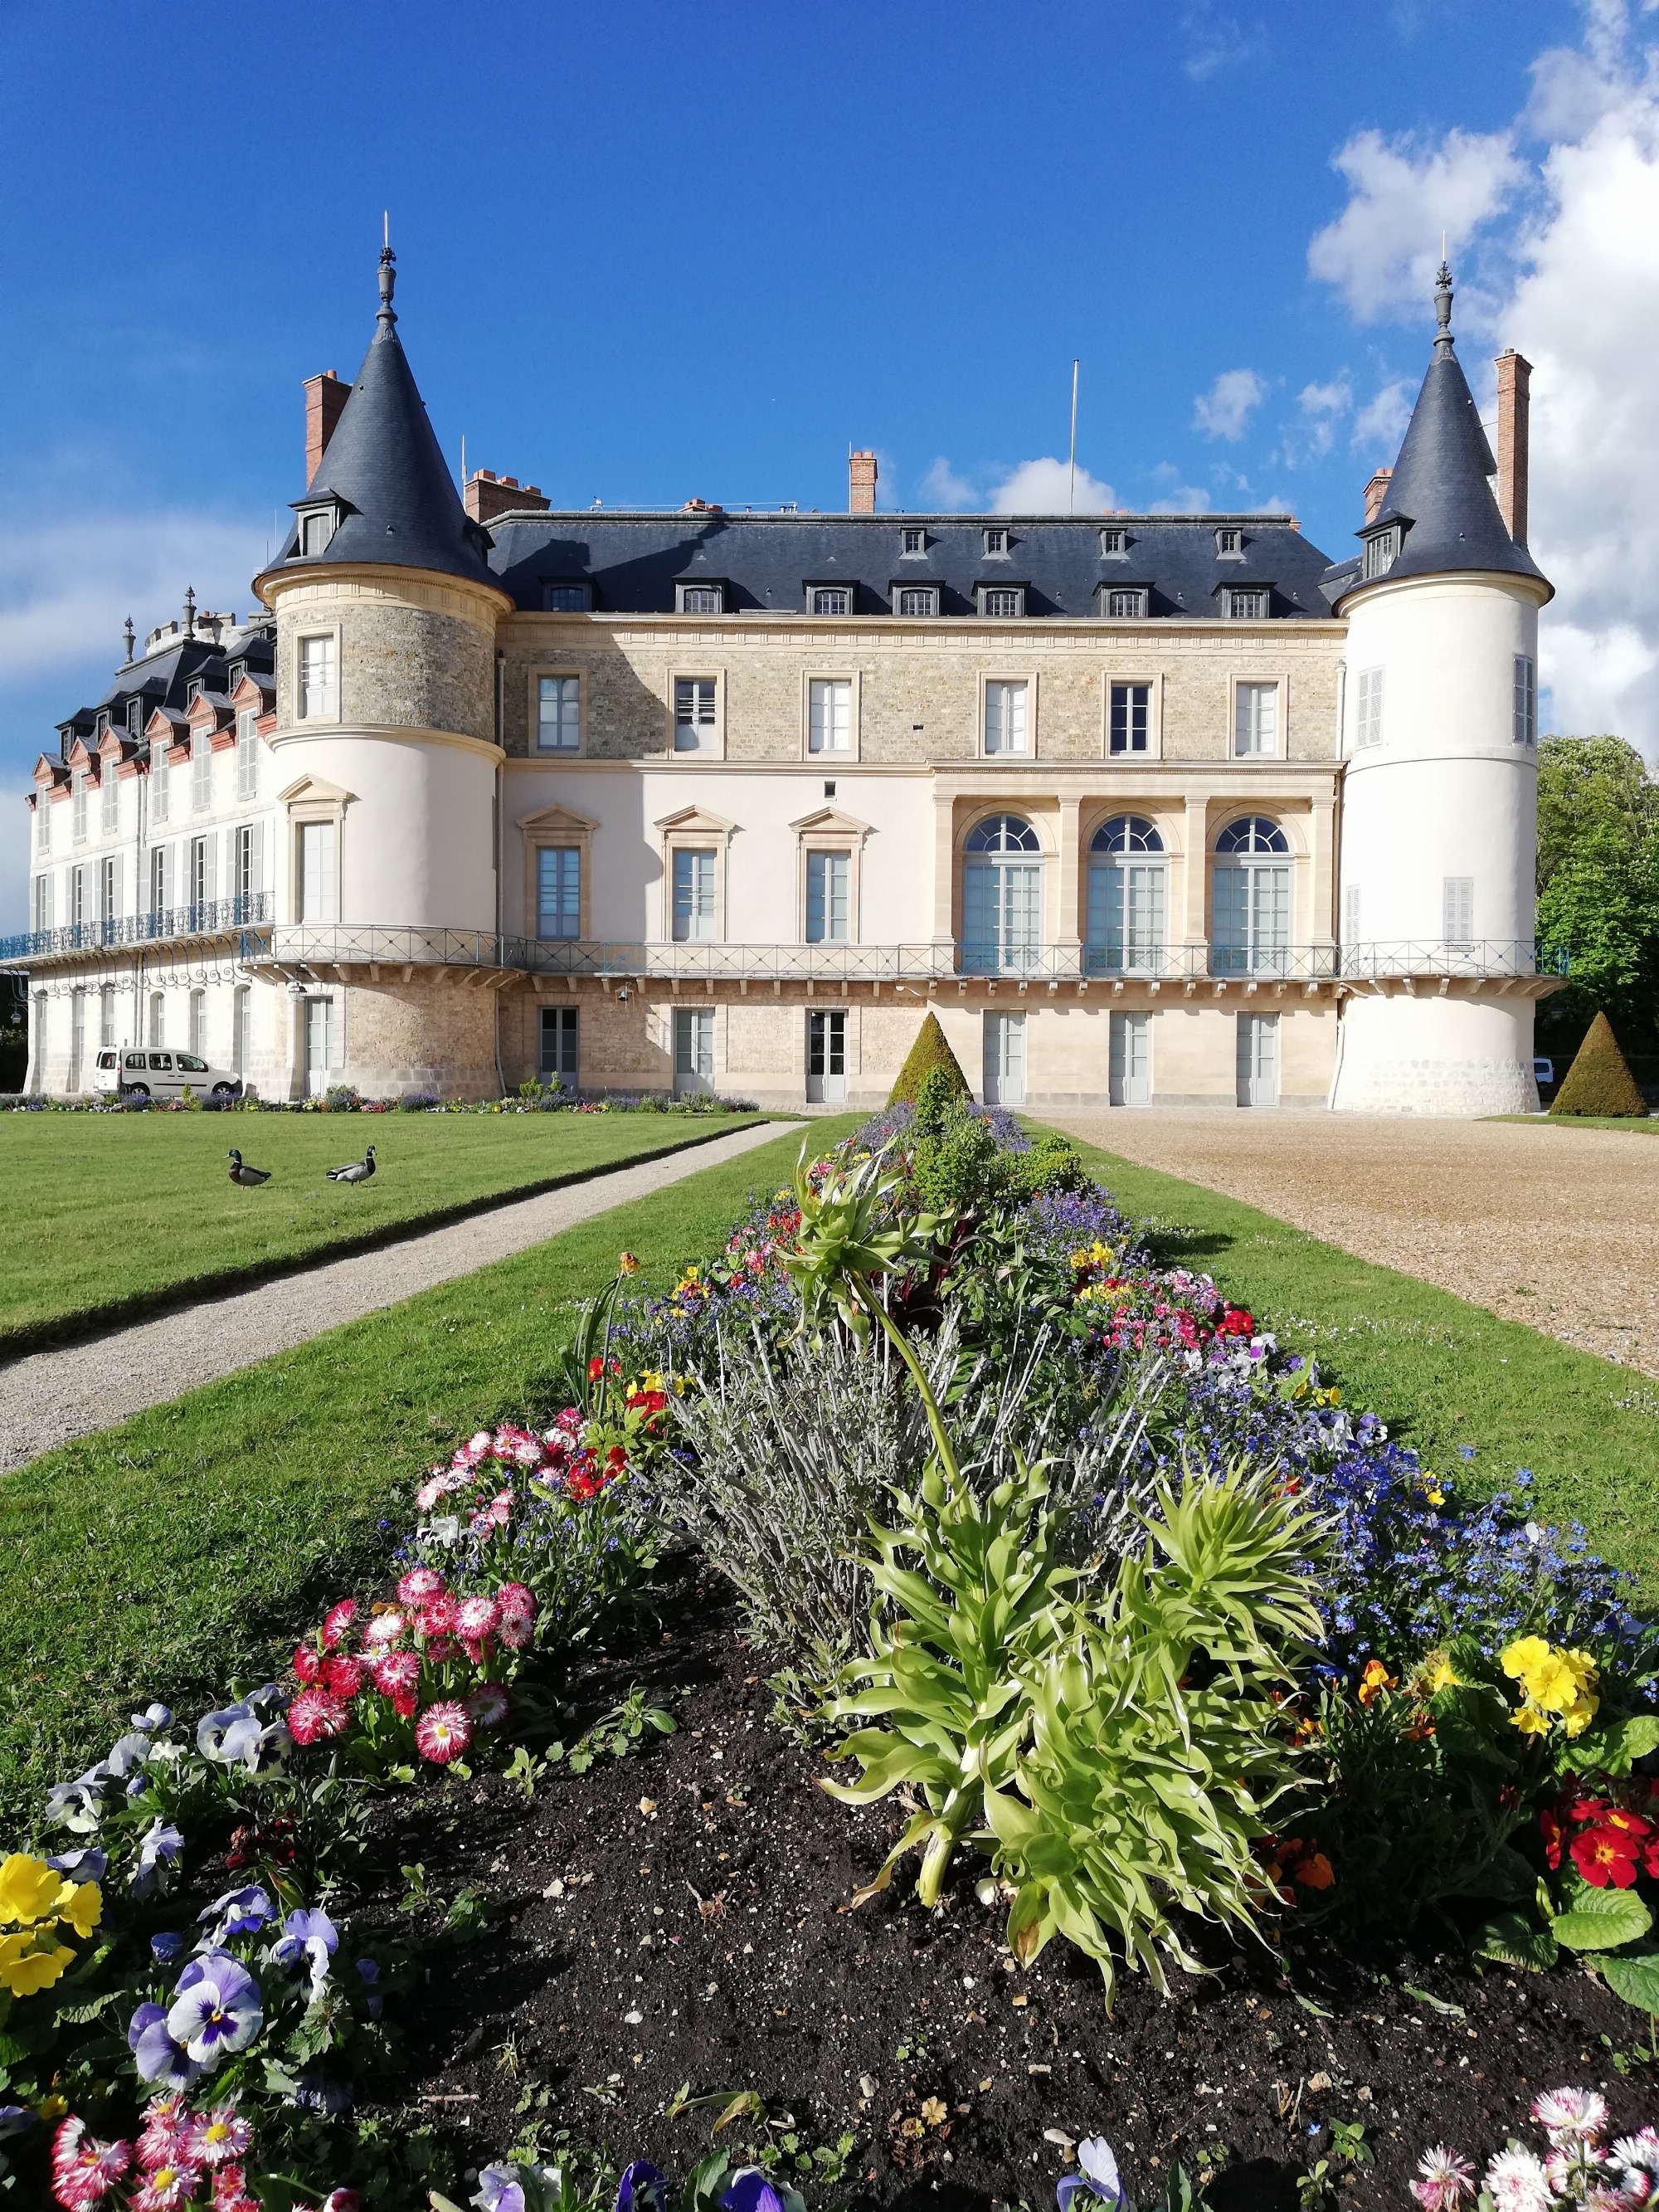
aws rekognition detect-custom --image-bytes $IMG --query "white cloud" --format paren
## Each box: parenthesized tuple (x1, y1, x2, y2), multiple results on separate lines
(1180, 4, 1267, 80)
(1300, 377, 1353, 417)
(988, 457, 1117, 514)
(1308, 5, 1659, 758)
(917, 456, 977, 510)
(1350, 376, 1415, 456)
(1306, 125, 1525, 323)
(1193, 368, 1267, 441)
(1148, 484, 1213, 514)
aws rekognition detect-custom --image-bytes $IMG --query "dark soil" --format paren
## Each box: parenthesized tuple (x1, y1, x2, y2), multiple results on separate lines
(362, 1596, 1654, 2212)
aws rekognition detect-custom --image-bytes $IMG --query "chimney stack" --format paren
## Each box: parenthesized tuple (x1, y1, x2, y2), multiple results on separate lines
(849, 450, 878, 514)
(1495, 349, 1532, 544)
(1362, 468, 1394, 526)
(464, 470, 552, 526)
(304, 371, 352, 488)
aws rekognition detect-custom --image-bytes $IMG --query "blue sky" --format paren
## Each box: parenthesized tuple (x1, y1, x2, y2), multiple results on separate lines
(5, 1, 1654, 928)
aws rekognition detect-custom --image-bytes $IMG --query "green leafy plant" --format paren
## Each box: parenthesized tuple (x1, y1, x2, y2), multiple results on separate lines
(780, 1146, 944, 1345)
(547, 1686, 677, 1775)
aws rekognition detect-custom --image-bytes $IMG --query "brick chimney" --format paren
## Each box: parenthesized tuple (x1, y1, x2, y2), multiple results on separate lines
(849, 450, 878, 514)
(1362, 468, 1394, 526)
(304, 371, 351, 488)
(464, 470, 552, 525)
(1495, 349, 1532, 544)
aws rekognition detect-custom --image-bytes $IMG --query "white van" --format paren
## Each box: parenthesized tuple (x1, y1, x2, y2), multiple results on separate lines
(94, 1049, 244, 1103)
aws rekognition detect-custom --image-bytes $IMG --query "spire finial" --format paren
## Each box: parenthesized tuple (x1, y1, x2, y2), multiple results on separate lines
(123, 614, 135, 665)
(1433, 256, 1455, 350)
(377, 218, 397, 330)
(182, 585, 196, 638)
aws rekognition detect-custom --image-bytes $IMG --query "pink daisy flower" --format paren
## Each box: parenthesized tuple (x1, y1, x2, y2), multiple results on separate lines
(415, 1474, 447, 1512)
(1612, 2134, 1659, 2178)
(362, 1610, 406, 1649)
(421, 1633, 461, 1665)
(131, 2162, 202, 2211)
(134, 2096, 185, 2171)
(51, 2116, 133, 2200)
(466, 1682, 512, 1728)
(1534, 2090, 1608, 2146)
(286, 1687, 351, 1747)
(495, 1583, 538, 1648)
(212, 2174, 259, 2212)
(415, 1700, 473, 1764)
(292, 1643, 323, 1684)
(416, 1593, 459, 1638)
(321, 1654, 365, 1701)
(370, 1650, 421, 1698)
(455, 1595, 500, 1643)
(320, 1599, 358, 1649)
(182, 2105, 252, 2170)
(1485, 2148, 1553, 2212)
(1412, 2149, 1477, 2212)
(396, 1566, 446, 1606)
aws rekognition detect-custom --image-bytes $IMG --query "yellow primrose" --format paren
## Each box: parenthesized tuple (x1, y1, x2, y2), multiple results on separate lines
(0, 1854, 64, 1927)
(56, 1880, 101, 1941)
(1501, 1635, 1551, 1686)
(1510, 1704, 1551, 1737)
(1424, 1653, 1461, 1693)
(0, 1930, 75, 1998)
(1563, 1703, 1597, 1737)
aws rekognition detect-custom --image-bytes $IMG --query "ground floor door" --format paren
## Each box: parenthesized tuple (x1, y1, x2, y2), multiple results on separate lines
(983, 1011, 1026, 1105)
(539, 1006, 579, 1088)
(1236, 1011, 1279, 1107)
(806, 1010, 847, 1103)
(674, 1006, 715, 1095)
(304, 996, 331, 1099)
(1108, 1011, 1151, 1106)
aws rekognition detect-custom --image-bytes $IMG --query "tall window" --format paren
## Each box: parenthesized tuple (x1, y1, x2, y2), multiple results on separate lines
(149, 845, 169, 919)
(537, 846, 581, 939)
(671, 848, 717, 942)
(1443, 876, 1474, 948)
(101, 765, 119, 834)
(810, 587, 851, 616)
(1355, 666, 1384, 749)
(1212, 816, 1292, 976)
(186, 836, 213, 914)
(32, 875, 52, 934)
(539, 1006, 579, 1085)
(674, 678, 718, 753)
(808, 679, 851, 755)
(673, 1007, 715, 1092)
(805, 850, 851, 943)
(72, 772, 88, 843)
(1513, 655, 1537, 745)
(70, 992, 85, 1092)
(963, 813, 1041, 974)
(1343, 882, 1361, 946)
(983, 680, 1029, 756)
(233, 824, 263, 909)
(148, 992, 165, 1047)
(100, 855, 120, 931)
(1087, 816, 1165, 976)
(807, 1009, 847, 1102)
(1109, 682, 1150, 756)
(192, 730, 212, 813)
(100, 986, 116, 1049)
(151, 742, 170, 823)
(538, 675, 581, 752)
(298, 635, 337, 720)
(188, 989, 207, 1058)
(35, 801, 50, 855)
(70, 865, 87, 928)
(236, 712, 260, 799)
(1233, 682, 1279, 757)
(233, 987, 251, 1076)
(298, 821, 335, 922)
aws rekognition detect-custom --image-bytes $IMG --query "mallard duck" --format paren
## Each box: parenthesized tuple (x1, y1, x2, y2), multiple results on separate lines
(227, 1149, 271, 1187)
(326, 1144, 376, 1186)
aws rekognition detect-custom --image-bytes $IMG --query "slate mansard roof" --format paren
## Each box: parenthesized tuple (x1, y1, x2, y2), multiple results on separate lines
(45, 622, 274, 768)
(483, 509, 1341, 620)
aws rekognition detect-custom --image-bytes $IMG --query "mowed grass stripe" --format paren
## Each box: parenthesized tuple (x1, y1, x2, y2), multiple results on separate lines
(0, 1110, 761, 1347)
(1056, 1129, 1659, 1591)
(0, 1118, 849, 1834)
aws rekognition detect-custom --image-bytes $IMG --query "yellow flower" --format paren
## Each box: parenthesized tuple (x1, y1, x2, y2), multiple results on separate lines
(1563, 1702, 1597, 1738)
(1424, 1653, 1461, 1693)
(0, 1854, 64, 1927)
(618, 1251, 641, 1275)
(1421, 1474, 1444, 1505)
(55, 1880, 101, 1941)
(36, 2094, 67, 2121)
(0, 1931, 75, 1998)
(1501, 1635, 1551, 1687)
(1510, 1703, 1551, 1736)
(1356, 1658, 1395, 1707)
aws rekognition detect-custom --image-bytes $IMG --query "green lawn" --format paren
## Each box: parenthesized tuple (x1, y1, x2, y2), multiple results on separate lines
(0, 1108, 762, 1347)
(0, 1118, 850, 1834)
(1059, 1130, 1659, 1593)
(1486, 1114, 1659, 1132)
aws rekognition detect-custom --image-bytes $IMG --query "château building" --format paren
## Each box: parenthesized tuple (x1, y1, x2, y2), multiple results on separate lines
(11, 251, 1560, 1114)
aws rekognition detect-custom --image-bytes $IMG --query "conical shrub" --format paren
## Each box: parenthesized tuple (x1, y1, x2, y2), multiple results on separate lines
(1550, 1011, 1649, 1118)
(888, 1011, 971, 1108)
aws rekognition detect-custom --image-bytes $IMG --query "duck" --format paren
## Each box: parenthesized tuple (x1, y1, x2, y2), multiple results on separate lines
(326, 1144, 377, 1186)
(227, 1149, 272, 1187)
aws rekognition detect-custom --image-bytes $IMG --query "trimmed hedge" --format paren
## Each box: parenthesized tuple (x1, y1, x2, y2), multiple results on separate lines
(1550, 1010, 1649, 1118)
(887, 1011, 971, 1107)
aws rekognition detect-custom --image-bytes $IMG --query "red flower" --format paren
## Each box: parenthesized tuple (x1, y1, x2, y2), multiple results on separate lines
(1571, 1823, 1642, 1888)
(587, 1355, 606, 1380)
(321, 1654, 364, 1701)
(1539, 1806, 1564, 1870)
(321, 1599, 358, 1649)
(287, 1687, 351, 1747)
(292, 1644, 323, 1684)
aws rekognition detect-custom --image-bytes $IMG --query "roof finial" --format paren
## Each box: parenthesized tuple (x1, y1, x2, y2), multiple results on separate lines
(377, 217, 397, 331)
(123, 614, 135, 665)
(182, 585, 196, 638)
(1433, 255, 1455, 351)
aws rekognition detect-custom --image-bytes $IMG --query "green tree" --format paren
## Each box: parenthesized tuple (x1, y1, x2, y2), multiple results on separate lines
(1534, 735, 1659, 1053)
(1536, 734, 1658, 892)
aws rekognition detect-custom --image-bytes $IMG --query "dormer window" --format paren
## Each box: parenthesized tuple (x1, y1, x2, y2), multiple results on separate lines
(982, 527, 1009, 558)
(808, 584, 854, 616)
(1362, 525, 1402, 581)
(1099, 528, 1127, 558)
(901, 526, 927, 556)
(1214, 527, 1243, 558)
(185, 677, 202, 707)
(127, 698, 144, 736)
(1221, 586, 1270, 621)
(94, 709, 109, 738)
(227, 660, 246, 689)
(892, 583, 940, 617)
(675, 582, 727, 615)
(1097, 584, 1148, 620)
(298, 506, 337, 558)
(542, 582, 592, 613)
(975, 584, 1025, 619)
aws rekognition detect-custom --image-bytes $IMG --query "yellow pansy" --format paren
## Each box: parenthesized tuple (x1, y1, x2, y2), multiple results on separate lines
(55, 1880, 101, 1940)
(0, 1931, 75, 1998)
(0, 1854, 64, 1927)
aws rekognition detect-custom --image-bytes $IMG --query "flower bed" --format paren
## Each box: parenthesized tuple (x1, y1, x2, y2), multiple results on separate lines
(5, 1091, 1657, 2211)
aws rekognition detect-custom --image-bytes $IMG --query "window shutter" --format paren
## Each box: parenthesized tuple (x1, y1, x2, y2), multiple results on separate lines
(247, 821, 264, 895)
(109, 855, 123, 922)
(1443, 877, 1473, 945)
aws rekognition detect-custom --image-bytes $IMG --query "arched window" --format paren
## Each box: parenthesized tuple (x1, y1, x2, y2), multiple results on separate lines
(1213, 815, 1291, 973)
(1087, 816, 1166, 975)
(963, 813, 1041, 973)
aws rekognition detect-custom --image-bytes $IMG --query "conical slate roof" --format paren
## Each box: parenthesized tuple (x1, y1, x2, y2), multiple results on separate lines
(1326, 264, 1550, 605)
(270, 249, 499, 592)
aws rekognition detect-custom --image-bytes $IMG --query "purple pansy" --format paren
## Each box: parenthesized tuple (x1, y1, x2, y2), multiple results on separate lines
(197, 1884, 276, 1944)
(273, 1907, 339, 2001)
(129, 2000, 202, 2088)
(165, 1948, 263, 2066)
(129, 1818, 185, 1898)
(615, 2162, 666, 2212)
(1058, 2138, 1128, 2212)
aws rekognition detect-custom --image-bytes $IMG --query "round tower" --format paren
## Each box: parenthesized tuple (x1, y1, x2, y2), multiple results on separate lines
(1329, 266, 1555, 1117)
(252, 246, 513, 1099)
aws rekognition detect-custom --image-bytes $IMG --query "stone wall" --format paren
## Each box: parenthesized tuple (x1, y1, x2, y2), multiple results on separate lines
(272, 573, 499, 743)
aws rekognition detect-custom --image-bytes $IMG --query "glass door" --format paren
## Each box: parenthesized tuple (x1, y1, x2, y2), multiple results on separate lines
(539, 1006, 579, 1088)
(806, 1010, 847, 1103)
(1236, 1012, 1279, 1107)
(674, 1007, 715, 1095)
(1108, 1011, 1151, 1106)
(304, 997, 331, 1099)
(983, 1011, 1025, 1106)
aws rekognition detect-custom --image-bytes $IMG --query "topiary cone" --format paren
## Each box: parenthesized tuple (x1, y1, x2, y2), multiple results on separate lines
(888, 1011, 971, 1108)
(1549, 1011, 1649, 1118)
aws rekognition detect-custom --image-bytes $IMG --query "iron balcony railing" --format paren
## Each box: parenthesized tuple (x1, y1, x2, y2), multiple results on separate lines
(1337, 939, 1569, 980)
(0, 893, 274, 964)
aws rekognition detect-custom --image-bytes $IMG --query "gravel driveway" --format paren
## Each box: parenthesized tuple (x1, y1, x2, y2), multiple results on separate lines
(1042, 1109, 1659, 1376)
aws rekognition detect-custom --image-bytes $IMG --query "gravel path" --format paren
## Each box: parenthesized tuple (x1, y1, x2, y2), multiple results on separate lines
(1042, 1109, 1659, 1376)
(0, 1120, 802, 1474)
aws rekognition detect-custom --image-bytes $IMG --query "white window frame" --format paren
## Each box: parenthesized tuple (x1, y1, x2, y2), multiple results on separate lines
(535, 671, 584, 755)
(192, 728, 213, 814)
(101, 762, 119, 834)
(295, 818, 338, 924)
(670, 673, 723, 758)
(804, 847, 853, 945)
(1513, 655, 1537, 746)
(233, 986, 251, 1076)
(1224, 587, 1270, 621)
(807, 585, 853, 616)
(1443, 875, 1475, 949)
(1232, 677, 1284, 760)
(1107, 679, 1157, 760)
(980, 674, 1034, 758)
(1355, 666, 1384, 751)
(982, 528, 1009, 557)
(670, 847, 718, 943)
(71, 772, 88, 844)
(35, 798, 51, 855)
(236, 711, 260, 799)
(893, 584, 940, 618)
(1102, 587, 1147, 620)
(150, 740, 172, 824)
(900, 527, 927, 557)
(535, 845, 583, 942)
(804, 673, 858, 760)
(295, 628, 341, 724)
(977, 585, 1025, 619)
(1214, 526, 1244, 558)
(672, 1006, 717, 1093)
(1099, 528, 1127, 558)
